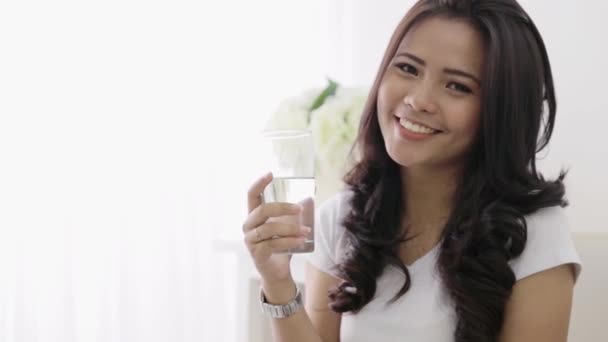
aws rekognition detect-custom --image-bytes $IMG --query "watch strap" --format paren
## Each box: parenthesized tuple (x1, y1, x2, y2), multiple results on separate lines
(259, 285, 303, 318)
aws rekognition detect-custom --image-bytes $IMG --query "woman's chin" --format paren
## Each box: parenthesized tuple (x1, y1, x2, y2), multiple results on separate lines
(395, 159, 430, 169)
(387, 151, 431, 168)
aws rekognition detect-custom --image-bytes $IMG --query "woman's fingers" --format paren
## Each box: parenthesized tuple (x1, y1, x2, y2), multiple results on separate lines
(242, 202, 302, 232)
(247, 172, 273, 213)
(249, 236, 307, 259)
(243, 172, 309, 259)
(244, 221, 311, 244)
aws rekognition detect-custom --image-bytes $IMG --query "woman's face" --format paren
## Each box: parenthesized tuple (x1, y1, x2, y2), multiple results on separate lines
(377, 16, 485, 170)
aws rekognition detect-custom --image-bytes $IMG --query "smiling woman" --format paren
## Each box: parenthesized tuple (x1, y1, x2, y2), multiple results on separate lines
(241, 1, 583, 342)
(378, 16, 484, 169)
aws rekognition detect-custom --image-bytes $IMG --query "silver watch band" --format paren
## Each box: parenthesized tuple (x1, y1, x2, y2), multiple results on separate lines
(259, 285, 303, 318)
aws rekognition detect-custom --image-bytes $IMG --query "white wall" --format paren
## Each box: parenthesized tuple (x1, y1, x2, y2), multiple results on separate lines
(0, 1, 330, 341)
(327, 0, 608, 233)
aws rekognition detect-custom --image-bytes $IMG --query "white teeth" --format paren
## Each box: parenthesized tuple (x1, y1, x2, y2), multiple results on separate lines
(398, 118, 437, 134)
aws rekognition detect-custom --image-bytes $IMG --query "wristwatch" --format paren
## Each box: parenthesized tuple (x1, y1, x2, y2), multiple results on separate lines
(259, 285, 303, 318)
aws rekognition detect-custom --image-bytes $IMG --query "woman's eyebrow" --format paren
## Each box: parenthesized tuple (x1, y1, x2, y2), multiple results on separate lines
(395, 51, 481, 86)
(444, 68, 481, 86)
(396, 52, 426, 65)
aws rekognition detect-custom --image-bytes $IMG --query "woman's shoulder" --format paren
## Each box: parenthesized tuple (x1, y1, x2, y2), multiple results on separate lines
(306, 189, 354, 275)
(522, 205, 575, 249)
(525, 204, 568, 224)
(509, 205, 582, 282)
(317, 188, 354, 218)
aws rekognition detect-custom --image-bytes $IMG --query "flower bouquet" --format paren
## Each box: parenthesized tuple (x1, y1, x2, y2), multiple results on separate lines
(265, 79, 369, 203)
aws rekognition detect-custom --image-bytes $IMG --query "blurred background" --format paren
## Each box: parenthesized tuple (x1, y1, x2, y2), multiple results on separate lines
(0, 1, 606, 341)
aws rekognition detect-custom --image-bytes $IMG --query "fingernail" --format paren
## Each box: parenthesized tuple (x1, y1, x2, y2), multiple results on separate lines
(344, 286, 357, 294)
(264, 172, 273, 180)
(301, 226, 312, 234)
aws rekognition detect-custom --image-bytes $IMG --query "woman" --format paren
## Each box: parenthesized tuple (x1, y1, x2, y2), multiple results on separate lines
(242, 0, 581, 341)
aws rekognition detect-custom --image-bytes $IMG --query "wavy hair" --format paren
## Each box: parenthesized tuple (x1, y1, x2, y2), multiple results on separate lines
(327, 1, 568, 341)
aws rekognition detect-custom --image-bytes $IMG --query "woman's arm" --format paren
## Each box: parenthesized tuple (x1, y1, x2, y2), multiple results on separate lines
(304, 262, 342, 342)
(263, 262, 341, 342)
(498, 264, 576, 342)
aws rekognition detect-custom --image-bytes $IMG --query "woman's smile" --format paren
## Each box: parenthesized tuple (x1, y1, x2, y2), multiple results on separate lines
(395, 116, 442, 141)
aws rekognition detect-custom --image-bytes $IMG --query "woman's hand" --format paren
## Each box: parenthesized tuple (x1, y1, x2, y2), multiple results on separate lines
(242, 172, 312, 284)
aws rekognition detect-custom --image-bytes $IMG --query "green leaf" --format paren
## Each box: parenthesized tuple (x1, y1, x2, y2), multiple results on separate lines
(307, 78, 339, 121)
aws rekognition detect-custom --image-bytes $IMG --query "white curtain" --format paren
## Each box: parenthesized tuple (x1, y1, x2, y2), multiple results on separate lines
(0, 1, 330, 341)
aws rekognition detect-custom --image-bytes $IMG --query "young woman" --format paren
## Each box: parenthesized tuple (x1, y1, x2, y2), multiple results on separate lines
(242, 0, 581, 341)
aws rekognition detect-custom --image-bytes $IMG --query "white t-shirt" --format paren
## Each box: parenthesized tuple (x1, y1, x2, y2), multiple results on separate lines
(305, 190, 582, 342)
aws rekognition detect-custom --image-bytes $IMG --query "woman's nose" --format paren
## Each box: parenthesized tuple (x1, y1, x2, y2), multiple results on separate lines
(402, 83, 438, 114)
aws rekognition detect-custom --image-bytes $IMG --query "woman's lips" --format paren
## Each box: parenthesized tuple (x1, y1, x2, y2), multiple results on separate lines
(394, 116, 442, 141)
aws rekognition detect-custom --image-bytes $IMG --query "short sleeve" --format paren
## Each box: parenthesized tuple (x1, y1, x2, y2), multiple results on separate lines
(509, 206, 582, 282)
(304, 191, 350, 278)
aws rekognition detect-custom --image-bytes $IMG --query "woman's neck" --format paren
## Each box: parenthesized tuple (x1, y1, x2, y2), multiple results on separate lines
(400, 164, 462, 238)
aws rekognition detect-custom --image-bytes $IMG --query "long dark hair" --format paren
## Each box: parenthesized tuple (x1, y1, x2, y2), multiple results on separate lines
(327, 1, 567, 341)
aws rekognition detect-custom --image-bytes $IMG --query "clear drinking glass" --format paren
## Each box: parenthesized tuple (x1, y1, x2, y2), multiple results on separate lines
(260, 130, 315, 253)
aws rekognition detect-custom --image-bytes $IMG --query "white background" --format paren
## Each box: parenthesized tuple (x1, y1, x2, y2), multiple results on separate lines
(0, 1, 606, 341)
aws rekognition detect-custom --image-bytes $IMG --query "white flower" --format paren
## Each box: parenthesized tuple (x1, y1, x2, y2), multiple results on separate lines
(310, 87, 368, 175)
(265, 82, 369, 177)
(264, 88, 320, 131)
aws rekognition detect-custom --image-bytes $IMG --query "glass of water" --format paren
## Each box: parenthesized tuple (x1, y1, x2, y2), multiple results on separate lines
(260, 130, 315, 254)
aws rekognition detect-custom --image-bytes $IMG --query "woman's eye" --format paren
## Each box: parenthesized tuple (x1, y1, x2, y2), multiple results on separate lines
(447, 82, 472, 94)
(396, 63, 418, 76)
